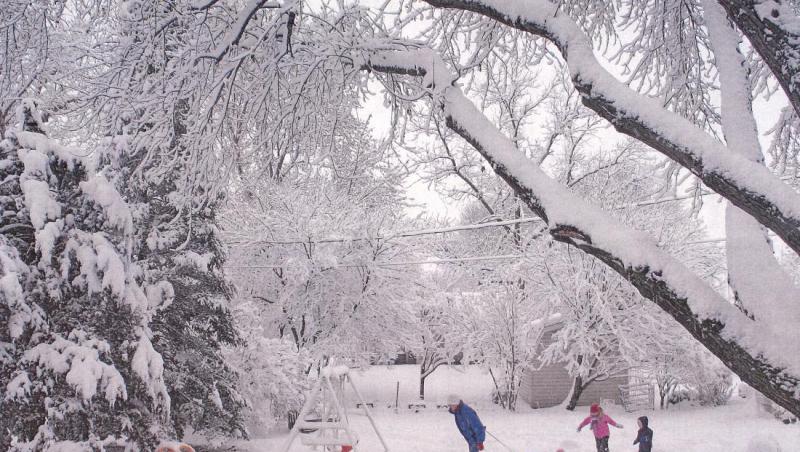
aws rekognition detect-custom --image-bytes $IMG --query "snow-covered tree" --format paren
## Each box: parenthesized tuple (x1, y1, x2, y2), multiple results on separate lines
(527, 136, 723, 409)
(0, 101, 171, 450)
(363, 35, 800, 416)
(7, 0, 800, 419)
(58, 1, 251, 438)
(144, 186, 244, 440)
(454, 287, 547, 411)
(423, 194, 548, 411)
(224, 307, 312, 434)
(397, 291, 467, 401)
(224, 175, 415, 363)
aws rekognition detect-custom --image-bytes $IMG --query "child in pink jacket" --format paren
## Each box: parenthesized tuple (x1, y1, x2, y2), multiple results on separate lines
(577, 403, 624, 452)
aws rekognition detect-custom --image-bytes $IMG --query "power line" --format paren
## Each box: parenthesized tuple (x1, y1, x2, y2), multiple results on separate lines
(226, 217, 544, 246)
(225, 253, 537, 269)
(685, 231, 778, 245)
(227, 192, 726, 247)
(227, 235, 731, 270)
(624, 191, 714, 208)
(225, 185, 744, 248)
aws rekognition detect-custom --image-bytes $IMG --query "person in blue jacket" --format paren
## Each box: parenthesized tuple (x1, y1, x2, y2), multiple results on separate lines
(633, 416, 653, 452)
(447, 394, 486, 451)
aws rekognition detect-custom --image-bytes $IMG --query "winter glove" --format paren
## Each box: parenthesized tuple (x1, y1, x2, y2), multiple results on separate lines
(576, 427, 581, 433)
(477, 443, 484, 450)
(617, 424, 624, 429)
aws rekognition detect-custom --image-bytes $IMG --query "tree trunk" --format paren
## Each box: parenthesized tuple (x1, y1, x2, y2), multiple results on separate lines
(718, 0, 800, 118)
(566, 376, 584, 411)
(488, 368, 506, 409)
(419, 367, 426, 401)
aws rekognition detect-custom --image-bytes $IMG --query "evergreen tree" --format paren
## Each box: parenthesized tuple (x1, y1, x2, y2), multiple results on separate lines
(89, 1, 247, 438)
(141, 173, 245, 438)
(0, 100, 171, 450)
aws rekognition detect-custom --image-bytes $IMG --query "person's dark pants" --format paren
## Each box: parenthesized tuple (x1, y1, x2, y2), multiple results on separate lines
(468, 444, 478, 452)
(595, 436, 610, 452)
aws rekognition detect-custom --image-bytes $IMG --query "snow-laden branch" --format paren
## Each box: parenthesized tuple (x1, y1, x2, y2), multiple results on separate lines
(203, 0, 286, 62)
(704, 0, 800, 340)
(718, 0, 800, 118)
(423, 0, 800, 258)
(364, 47, 800, 416)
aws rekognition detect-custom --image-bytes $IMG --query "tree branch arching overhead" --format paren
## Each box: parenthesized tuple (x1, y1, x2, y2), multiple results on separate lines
(422, 0, 800, 258)
(365, 47, 800, 417)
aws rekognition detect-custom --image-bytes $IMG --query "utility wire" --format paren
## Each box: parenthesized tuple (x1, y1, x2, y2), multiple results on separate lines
(226, 253, 539, 269)
(227, 192, 728, 246)
(226, 217, 543, 246)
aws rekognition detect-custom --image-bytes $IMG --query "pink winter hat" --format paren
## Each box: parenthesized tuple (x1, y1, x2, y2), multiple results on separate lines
(589, 403, 601, 414)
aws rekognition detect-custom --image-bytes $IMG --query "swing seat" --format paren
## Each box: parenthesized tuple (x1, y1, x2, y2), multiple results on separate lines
(298, 417, 322, 434)
(300, 433, 358, 447)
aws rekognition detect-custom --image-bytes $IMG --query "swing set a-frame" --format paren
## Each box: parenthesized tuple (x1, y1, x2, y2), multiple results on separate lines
(279, 365, 390, 452)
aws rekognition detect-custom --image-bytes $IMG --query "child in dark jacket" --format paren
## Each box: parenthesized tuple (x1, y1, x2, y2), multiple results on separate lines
(633, 416, 653, 452)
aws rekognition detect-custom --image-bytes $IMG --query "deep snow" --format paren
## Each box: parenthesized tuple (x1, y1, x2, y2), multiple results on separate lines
(221, 365, 800, 451)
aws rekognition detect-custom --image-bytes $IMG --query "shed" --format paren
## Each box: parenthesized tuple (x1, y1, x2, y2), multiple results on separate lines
(519, 320, 627, 409)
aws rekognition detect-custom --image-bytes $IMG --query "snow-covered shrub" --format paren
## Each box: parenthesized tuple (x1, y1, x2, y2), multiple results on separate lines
(226, 336, 312, 435)
(696, 375, 734, 407)
(667, 385, 695, 406)
(745, 434, 783, 452)
(664, 363, 733, 407)
(691, 365, 734, 407)
(757, 393, 798, 424)
(647, 341, 734, 409)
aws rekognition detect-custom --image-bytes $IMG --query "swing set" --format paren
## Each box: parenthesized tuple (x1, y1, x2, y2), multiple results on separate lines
(280, 366, 390, 452)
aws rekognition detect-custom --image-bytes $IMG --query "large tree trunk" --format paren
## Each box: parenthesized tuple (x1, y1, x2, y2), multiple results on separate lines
(365, 50, 800, 418)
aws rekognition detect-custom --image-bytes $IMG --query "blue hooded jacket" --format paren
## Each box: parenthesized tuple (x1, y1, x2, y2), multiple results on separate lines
(633, 416, 653, 452)
(450, 401, 486, 446)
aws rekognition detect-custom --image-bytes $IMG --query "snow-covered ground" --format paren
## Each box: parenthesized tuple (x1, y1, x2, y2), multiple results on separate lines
(221, 365, 799, 452)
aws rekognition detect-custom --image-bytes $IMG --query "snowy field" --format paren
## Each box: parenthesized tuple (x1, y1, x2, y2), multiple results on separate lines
(221, 366, 800, 452)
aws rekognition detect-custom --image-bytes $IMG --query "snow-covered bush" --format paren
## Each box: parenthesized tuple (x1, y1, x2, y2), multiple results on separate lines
(684, 357, 734, 407)
(225, 335, 312, 435)
(746, 434, 783, 452)
(757, 393, 798, 424)
(695, 371, 734, 407)
(660, 348, 734, 408)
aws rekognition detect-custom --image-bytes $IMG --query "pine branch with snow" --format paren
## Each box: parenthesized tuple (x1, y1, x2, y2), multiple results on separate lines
(0, 101, 170, 450)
